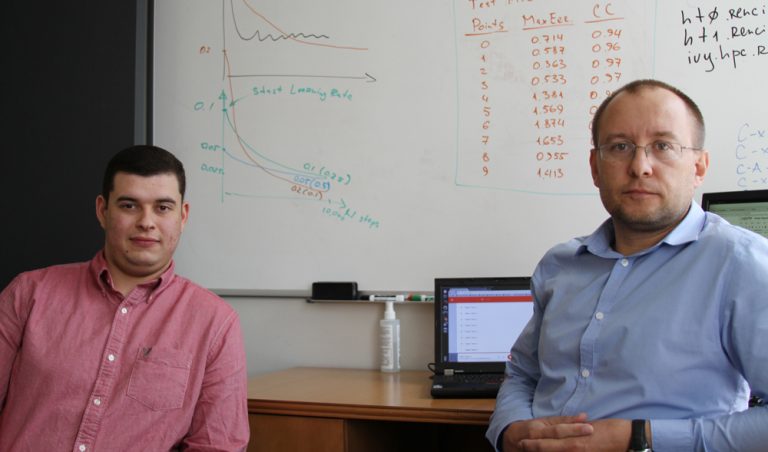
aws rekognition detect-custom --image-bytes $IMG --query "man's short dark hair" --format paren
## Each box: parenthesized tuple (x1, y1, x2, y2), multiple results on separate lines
(591, 79, 706, 149)
(102, 145, 186, 201)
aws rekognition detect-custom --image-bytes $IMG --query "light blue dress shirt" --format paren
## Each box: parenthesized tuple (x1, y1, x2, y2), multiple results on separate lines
(487, 202, 768, 451)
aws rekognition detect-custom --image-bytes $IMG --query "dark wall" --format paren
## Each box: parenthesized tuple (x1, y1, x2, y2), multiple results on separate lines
(1, 2, 138, 288)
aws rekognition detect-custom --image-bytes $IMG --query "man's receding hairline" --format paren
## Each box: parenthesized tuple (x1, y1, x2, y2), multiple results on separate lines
(595, 84, 704, 147)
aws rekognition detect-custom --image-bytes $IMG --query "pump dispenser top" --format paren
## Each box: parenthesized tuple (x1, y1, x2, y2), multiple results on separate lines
(384, 301, 396, 320)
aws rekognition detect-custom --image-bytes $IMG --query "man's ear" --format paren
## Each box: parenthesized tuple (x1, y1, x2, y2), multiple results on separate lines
(180, 201, 190, 231)
(693, 150, 710, 188)
(95, 195, 108, 229)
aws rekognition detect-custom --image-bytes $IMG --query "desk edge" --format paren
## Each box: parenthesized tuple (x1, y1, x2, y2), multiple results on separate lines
(248, 399, 491, 425)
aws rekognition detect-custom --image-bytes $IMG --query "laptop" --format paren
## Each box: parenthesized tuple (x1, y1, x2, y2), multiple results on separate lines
(430, 276, 533, 398)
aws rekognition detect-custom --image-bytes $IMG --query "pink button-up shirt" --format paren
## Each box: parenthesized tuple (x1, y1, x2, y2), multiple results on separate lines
(0, 252, 249, 451)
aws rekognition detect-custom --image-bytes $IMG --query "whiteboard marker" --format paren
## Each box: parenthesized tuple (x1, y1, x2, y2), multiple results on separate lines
(407, 294, 434, 302)
(369, 295, 405, 302)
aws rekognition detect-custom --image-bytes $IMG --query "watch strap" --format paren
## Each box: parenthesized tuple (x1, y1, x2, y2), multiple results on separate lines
(628, 419, 652, 451)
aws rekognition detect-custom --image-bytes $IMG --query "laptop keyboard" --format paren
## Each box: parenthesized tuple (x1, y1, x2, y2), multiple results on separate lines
(430, 373, 505, 398)
(434, 373, 505, 384)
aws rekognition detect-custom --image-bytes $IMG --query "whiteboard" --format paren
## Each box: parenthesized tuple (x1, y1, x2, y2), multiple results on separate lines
(154, 0, 768, 292)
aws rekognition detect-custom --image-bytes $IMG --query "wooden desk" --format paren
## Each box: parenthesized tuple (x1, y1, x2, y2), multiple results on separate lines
(247, 367, 496, 452)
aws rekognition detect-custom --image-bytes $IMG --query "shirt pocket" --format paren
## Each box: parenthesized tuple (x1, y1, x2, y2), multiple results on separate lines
(127, 346, 192, 411)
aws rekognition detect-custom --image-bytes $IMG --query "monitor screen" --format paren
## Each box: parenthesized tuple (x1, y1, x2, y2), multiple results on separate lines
(434, 276, 532, 373)
(443, 285, 532, 363)
(701, 190, 768, 239)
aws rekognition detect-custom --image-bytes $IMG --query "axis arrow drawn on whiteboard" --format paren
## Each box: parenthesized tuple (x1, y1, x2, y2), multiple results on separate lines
(228, 72, 377, 83)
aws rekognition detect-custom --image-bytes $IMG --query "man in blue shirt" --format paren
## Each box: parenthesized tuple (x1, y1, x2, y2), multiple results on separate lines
(487, 79, 768, 451)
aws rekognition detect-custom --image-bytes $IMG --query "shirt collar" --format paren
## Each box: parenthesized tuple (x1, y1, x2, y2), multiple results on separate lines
(578, 201, 705, 258)
(90, 250, 177, 301)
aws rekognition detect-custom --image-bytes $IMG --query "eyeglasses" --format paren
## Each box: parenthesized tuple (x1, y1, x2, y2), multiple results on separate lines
(595, 140, 702, 163)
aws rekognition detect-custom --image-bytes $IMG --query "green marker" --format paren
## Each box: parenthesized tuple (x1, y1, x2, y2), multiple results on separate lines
(408, 294, 434, 302)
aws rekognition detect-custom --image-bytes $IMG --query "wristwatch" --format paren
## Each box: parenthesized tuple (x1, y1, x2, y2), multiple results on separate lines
(628, 419, 652, 452)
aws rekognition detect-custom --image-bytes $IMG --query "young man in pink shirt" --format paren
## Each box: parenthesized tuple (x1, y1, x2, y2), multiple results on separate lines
(0, 145, 250, 451)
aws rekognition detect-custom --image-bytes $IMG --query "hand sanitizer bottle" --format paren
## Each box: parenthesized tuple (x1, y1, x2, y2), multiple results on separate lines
(380, 301, 400, 372)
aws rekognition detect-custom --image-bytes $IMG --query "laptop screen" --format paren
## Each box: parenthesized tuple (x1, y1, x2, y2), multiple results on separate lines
(434, 277, 533, 374)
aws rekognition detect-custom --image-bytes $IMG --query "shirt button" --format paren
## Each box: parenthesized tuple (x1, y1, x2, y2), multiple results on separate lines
(93, 398, 101, 406)
(581, 369, 590, 378)
(121, 307, 128, 314)
(79, 445, 87, 452)
(620, 258, 629, 267)
(595, 312, 604, 320)
(107, 354, 116, 362)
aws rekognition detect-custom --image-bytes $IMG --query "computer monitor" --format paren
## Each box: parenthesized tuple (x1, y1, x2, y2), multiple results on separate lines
(701, 189, 768, 239)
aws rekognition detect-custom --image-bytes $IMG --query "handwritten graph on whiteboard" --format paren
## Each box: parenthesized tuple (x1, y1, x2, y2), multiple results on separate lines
(173, 0, 381, 231)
